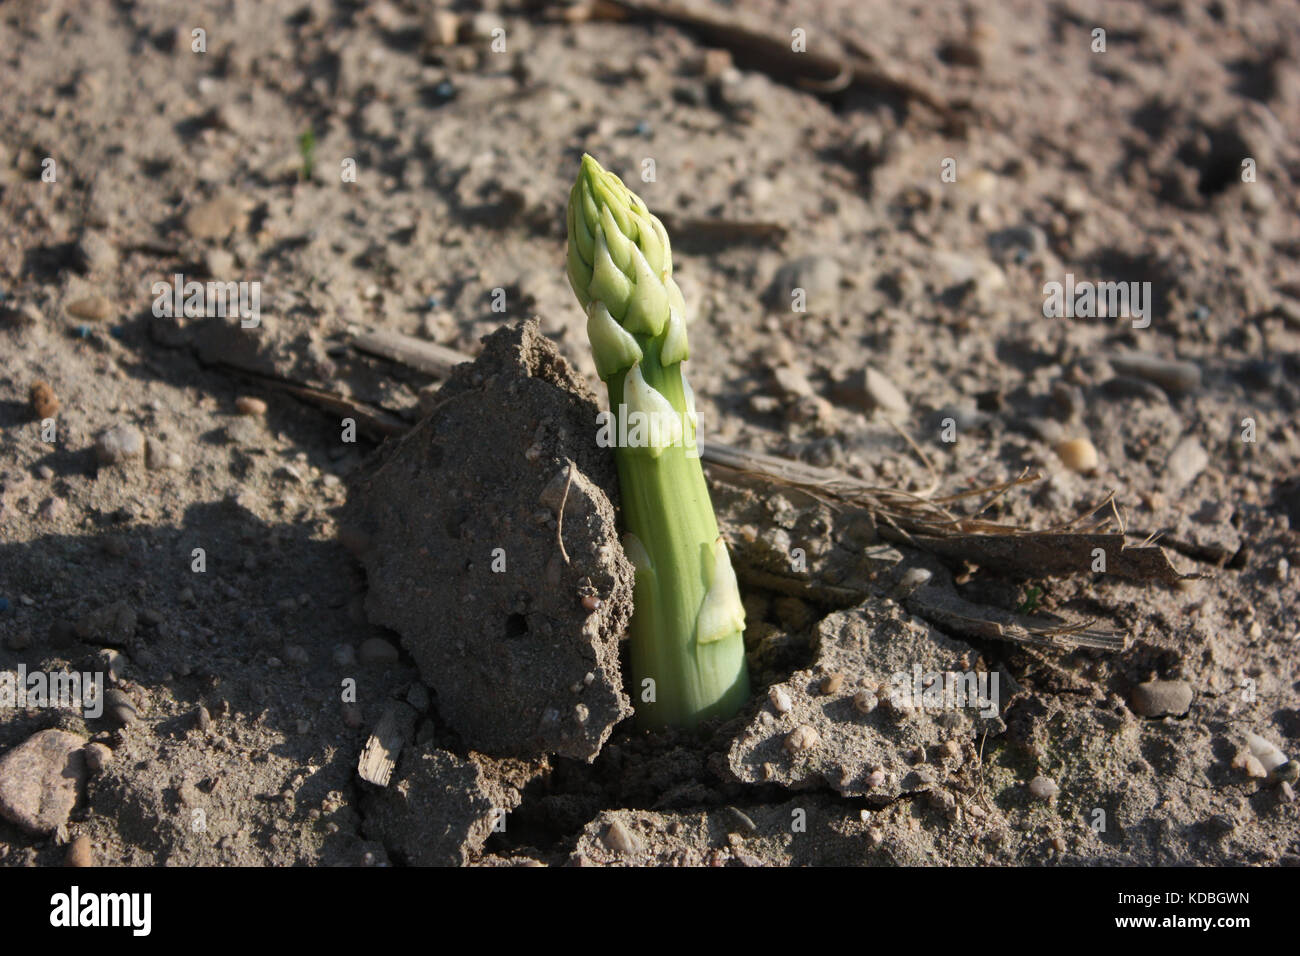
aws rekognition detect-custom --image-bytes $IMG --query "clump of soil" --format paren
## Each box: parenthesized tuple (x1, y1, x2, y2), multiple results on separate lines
(345, 321, 634, 762)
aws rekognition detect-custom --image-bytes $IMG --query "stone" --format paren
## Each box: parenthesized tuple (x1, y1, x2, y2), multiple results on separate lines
(65, 835, 95, 866)
(766, 255, 841, 314)
(1107, 352, 1200, 395)
(1129, 680, 1193, 717)
(1055, 437, 1099, 473)
(860, 367, 909, 416)
(1165, 436, 1208, 493)
(76, 231, 119, 274)
(183, 194, 248, 240)
(0, 730, 88, 834)
(83, 742, 113, 773)
(66, 295, 112, 322)
(94, 424, 145, 465)
(602, 818, 643, 855)
(358, 637, 399, 664)
(104, 688, 139, 726)
(1028, 775, 1059, 800)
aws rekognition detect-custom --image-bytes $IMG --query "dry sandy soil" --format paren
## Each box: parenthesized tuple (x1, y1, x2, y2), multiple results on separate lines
(1, 0, 1299, 866)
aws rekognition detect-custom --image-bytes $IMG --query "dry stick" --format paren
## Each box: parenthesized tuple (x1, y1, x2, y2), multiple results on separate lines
(336, 328, 1064, 538)
(588, 0, 959, 122)
(657, 213, 788, 244)
(332, 328, 1191, 586)
(351, 328, 466, 378)
(556, 459, 574, 565)
(217, 364, 409, 439)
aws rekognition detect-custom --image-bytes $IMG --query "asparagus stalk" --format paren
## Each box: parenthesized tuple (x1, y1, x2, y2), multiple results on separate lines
(566, 154, 750, 729)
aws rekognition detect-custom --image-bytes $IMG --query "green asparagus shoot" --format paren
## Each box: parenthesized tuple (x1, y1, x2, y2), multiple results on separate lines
(566, 154, 750, 730)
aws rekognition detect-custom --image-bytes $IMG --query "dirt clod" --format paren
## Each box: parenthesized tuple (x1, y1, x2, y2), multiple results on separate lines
(361, 746, 544, 866)
(347, 321, 634, 762)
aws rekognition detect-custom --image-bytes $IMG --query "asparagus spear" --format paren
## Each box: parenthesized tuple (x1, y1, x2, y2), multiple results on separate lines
(566, 154, 750, 729)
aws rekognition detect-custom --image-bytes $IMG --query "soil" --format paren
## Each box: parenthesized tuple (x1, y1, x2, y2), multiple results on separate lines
(1, 0, 1298, 867)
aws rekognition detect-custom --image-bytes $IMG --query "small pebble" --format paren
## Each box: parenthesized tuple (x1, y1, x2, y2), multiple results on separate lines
(1055, 437, 1098, 474)
(1107, 352, 1201, 395)
(144, 439, 180, 471)
(894, 567, 933, 593)
(77, 232, 118, 274)
(1129, 679, 1193, 717)
(602, 818, 642, 854)
(861, 366, 909, 416)
(928, 788, 957, 814)
(1165, 437, 1208, 493)
(183, 194, 247, 240)
(771, 365, 815, 400)
(84, 743, 113, 774)
(784, 724, 820, 754)
(194, 706, 212, 731)
(864, 768, 886, 788)
(66, 295, 112, 322)
(94, 424, 145, 466)
(853, 690, 878, 714)
(769, 686, 792, 714)
(358, 637, 399, 664)
(821, 672, 844, 695)
(1028, 775, 1059, 801)
(235, 396, 267, 416)
(29, 381, 59, 418)
(987, 224, 1047, 260)
(65, 835, 95, 867)
(204, 247, 235, 276)
(723, 806, 758, 835)
(103, 689, 138, 727)
(768, 255, 841, 313)
(1235, 753, 1267, 779)
(428, 10, 459, 45)
(97, 648, 128, 683)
